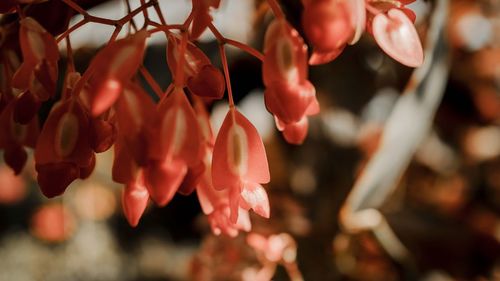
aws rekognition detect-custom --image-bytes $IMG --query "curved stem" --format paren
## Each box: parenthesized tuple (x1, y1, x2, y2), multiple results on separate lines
(266, 0, 285, 19)
(139, 65, 163, 98)
(218, 44, 234, 107)
(225, 39, 264, 61)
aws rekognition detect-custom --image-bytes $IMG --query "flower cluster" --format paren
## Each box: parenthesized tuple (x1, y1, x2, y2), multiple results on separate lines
(0, 0, 423, 236)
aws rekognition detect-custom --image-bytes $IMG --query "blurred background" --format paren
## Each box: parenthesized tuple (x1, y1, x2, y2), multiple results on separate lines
(0, 0, 499, 280)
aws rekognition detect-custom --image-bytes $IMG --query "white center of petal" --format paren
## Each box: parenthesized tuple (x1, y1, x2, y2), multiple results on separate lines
(123, 88, 142, 128)
(109, 46, 136, 74)
(55, 112, 79, 158)
(227, 124, 248, 176)
(276, 37, 298, 84)
(162, 107, 187, 157)
(27, 30, 45, 61)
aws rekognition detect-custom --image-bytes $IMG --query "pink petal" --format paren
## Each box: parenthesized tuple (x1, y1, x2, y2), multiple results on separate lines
(308, 46, 345, 65)
(240, 182, 270, 219)
(122, 171, 149, 227)
(212, 109, 270, 191)
(372, 9, 424, 67)
(144, 159, 187, 207)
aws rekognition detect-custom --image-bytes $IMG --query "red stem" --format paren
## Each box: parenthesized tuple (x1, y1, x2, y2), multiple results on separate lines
(139, 65, 163, 98)
(218, 44, 234, 107)
(266, 0, 285, 19)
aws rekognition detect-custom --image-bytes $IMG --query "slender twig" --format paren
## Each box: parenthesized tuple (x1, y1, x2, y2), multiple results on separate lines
(266, 0, 285, 19)
(218, 44, 234, 107)
(139, 65, 163, 98)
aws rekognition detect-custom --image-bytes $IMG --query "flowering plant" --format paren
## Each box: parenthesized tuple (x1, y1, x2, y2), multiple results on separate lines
(0, 0, 423, 236)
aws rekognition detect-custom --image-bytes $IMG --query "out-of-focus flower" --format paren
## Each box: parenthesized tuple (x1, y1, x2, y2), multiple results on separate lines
(30, 203, 76, 243)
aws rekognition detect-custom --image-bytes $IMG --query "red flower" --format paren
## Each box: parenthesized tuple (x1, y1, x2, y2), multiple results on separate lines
(83, 30, 149, 116)
(0, 99, 38, 174)
(371, 8, 423, 67)
(167, 34, 225, 100)
(11, 17, 59, 120)
(144, 86, 203, 206)
(212, 107, 270, 223)
(34, 96, 94, 197)
(263, 18, 319, 144)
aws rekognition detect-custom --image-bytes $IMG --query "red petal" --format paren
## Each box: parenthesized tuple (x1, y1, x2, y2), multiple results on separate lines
(89, 118, 116, 153)
(122, 171, 149, 227)
(19, 17, 59, 65)
(302, 0, 353, 51)
(11, 63, 34, 91)
(187, 64, 225, 100)
(263, 19, 309, 86)
(35, 98, 93, 167)
(33, 60, 57, 100)
(308, 46, 345, 65)
(115, 83, 157, 164)
(166, 34, 211, 84)
(157, 87, 202, 166)
(264, 80, 316, 124)
(212, 109, 270, 191)
(36, 162, 80, 198)
(277, 116, 309, 145)
(178, 161, 205, 196)
(112, 137, 138, 184)
(85, 31, 148, 116)
(144, 159, 187, 207)
(372, 9, 423, 67)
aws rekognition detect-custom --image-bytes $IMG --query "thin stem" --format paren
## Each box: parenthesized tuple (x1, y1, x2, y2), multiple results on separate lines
(218, 44, 234, 107)
(153, 1, 167, 25)
(148, 24, 183, 35)
(225, 38, 264, 61)
(65, 36, 75, 73)
(173, 32, 188, 88)
(125, 0, 138, 33)
(207, 22, 225, 43)
(109, 26, 122, 42)
(57, 18, 88, 43)
(208, 22, 264, 61)
(62, 0, 89, 16)
(266, 0, 285, 19)
(140, 0, 150, 29)
(118, 1, 155, 26)
(139, 65, 163, 98)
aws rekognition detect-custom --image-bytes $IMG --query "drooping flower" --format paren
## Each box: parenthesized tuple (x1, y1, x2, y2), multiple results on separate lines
(301, 0, 423, 67)
(82, 30, 149, 116)
(11, 17, 59, 122)
(263, 18, 319, 144)
(0, 99, 38, 174)
(167, 34, 225, 100)
(302, 0, 356, 65)
(371, 8, 423, 67)
(212, 107, 270, 223)
(34, 96, 94, 197)
(144, 86, 203, 206)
